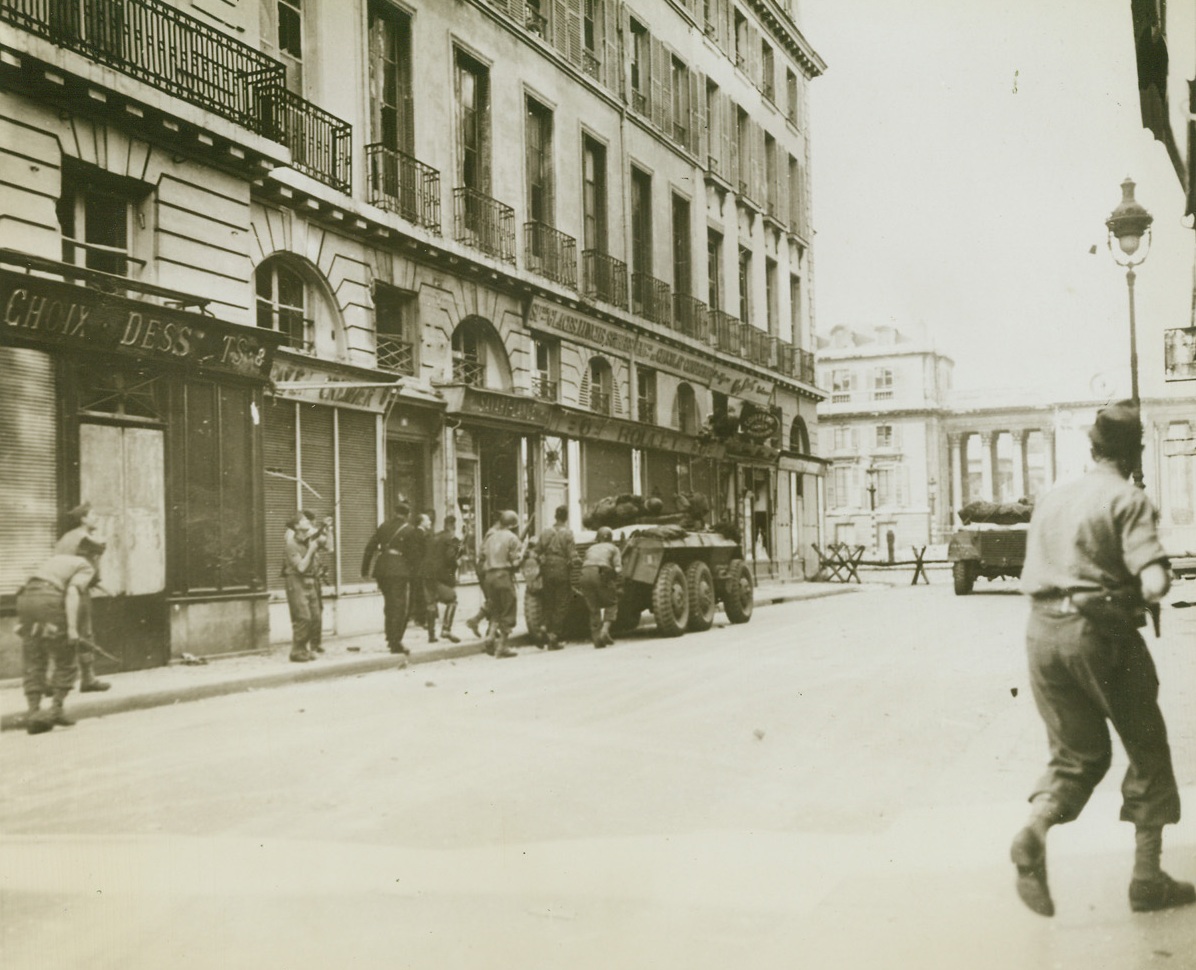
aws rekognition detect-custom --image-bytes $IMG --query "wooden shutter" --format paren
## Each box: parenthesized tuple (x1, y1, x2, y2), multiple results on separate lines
(566, 0, 583, 65)
(649, 34, 666, 131)
(0, 348, 57, 594)
(691, 68, 705, 157)
(719, 92, 732, 181)
(601, 0, 622, 96)
(728, 96, 739, 188)
(751, 120, 764, 202)
(480, 68, 492, 194)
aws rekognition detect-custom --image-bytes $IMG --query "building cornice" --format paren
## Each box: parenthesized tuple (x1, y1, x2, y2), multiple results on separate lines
(745, 0, 827, 79)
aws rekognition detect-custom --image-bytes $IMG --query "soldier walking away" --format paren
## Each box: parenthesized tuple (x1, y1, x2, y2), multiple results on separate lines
(362, 502, 413, 655)
(478, 510, 523, 658)
(282, 512, 331, 662)
(579, 527, 622, 649)
(426, 513, 463, 643)
(537, 505, 578, 650)
(17, 535, 106, 734)
(53, 501, 110, 692)
(1012, 401, 1192, 917)
(409, 512, 434, 642)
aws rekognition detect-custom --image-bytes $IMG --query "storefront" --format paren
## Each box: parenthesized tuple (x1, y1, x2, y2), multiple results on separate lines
(0, 263, 280, 676)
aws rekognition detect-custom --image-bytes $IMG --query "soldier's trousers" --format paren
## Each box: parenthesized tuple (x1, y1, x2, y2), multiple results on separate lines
(539, 575, 572, 637)
(17, 582, 78, 699)
(1025, 605, 1181, 829)
(480, 569, 517, 635)
(377, 575, 412, 648)
(285, 574, 323, 656)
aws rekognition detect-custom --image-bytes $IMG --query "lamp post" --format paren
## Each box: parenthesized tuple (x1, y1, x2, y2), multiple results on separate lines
(1105, 176, 1152, 489)
(865, 462, 879, 556)
(928, 476, 937, 544)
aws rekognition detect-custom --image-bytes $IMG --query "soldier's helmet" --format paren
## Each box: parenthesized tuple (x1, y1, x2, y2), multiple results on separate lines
(500, 510, 519, 529)
(595, 527, 614, 543)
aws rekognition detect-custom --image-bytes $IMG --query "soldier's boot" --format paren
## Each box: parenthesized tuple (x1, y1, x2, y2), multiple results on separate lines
(426, 610, 438, 644)
(1129, 825, 1196, 912)
(47, 690, 76, 727)
(465, 610, 484, 639)
(24, 693, 53, 735)
(441, 605, 461, 644)
(599, 621, 613, 647)
(79, 657, 111, 693)
(493, 629, 516, 659)
(1010, 794, 1060, 917)
(546, 632, 561, 651)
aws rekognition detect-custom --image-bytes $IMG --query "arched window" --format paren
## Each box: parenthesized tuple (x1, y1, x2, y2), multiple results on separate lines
(256, 258, 313, 352)
(789, 416, 810, 454)
(675, 382, 699, 435)
(586, 356, 613, 415)
(451, 317, 512, 390)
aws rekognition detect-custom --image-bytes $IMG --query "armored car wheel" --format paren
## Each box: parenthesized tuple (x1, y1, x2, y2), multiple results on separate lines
(953, 561, 976, 596)
(722, 559, 754, 624)
(685, 560, 716, 631)
(652, 562, 690, 636)
(524, 593, 546, 644)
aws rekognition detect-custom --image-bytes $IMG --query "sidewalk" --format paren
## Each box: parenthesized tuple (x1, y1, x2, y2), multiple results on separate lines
(0, 580, 859, 731)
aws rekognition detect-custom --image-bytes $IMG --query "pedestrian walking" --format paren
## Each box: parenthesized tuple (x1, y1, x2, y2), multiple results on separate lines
(1011, 400, 1192, 917)
(478, 510, 523, 658)
(407, 512, 434, 642)
(579, 526, 621, 648)
(282, 512, 331, 662)
(16, 535, 106, 734)
(53, 501, 110, 693)
(425, 513, 463, 643)
(362, 502, 413, 654)
(536, 504, 578, 650)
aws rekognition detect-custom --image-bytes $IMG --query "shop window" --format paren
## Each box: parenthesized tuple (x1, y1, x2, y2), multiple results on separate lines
(57, 163, 148, 278)
(375, 284, 416, 376)
(256, 258, 314, 352)
(675, 382, 699, 435)
(637, 367, 657, 424)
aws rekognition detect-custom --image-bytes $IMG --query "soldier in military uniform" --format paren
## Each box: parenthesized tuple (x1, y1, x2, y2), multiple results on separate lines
(426, 513, 463, 644)
(53, 501, 110, 692)
(478, 510, 523, 659)
(1012, 401, 1192, 916)
(362, 502, 413, 654)
(282, 512, 331, 662)
(17, 535, 106, 734)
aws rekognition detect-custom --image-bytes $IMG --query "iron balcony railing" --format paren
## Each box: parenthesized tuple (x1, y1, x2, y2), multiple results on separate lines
(631, 272, 671, 327)
(711, 309, 742, 356)
(366, 144, 441, 233)
(632, 89, 648, 115)
(524, 7, 547, 37)
(582, 250, 627, 308)
(672, 294, 708, 341)
(589, 388, 611, 415)
(637, 397, 656, 424)
(524, 222, 577, 288)
(377, 335, 415, 376)
(1, 0, 285, 134)
(454, 187, 516, 264)
(743, 326, 772, 366)
(452, 355, 485, 387)
(582, 50, 600, 80)
(257, 83, 352, 192)
(797, 348, 815, 383)
(773, 337, 793, 377)
(532, 371, 557, 401)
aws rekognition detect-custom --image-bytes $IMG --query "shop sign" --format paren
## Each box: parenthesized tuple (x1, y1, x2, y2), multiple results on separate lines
(446, 385, 556, 427)
(271, 360, 396, 411)
(528, 299, 774, 404)
(739, 406, 780, 441)
(0, 269, 278, 380)
(547, 408, 724, 459)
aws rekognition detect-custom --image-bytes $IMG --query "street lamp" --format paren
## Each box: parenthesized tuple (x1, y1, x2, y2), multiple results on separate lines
(928, 476, 937, 544)
(865, 462, 879, 556)
(1105, 176, 1152, 488)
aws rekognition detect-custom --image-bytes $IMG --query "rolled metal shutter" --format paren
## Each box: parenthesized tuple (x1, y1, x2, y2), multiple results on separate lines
(0, 348, 58, 594)
(298, 404, 336, 584)
(263, 398, 297, 591)
(336, 410, 378, 586)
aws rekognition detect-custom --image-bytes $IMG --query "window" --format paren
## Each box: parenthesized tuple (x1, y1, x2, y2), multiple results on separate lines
(833, 425, 855, 452)
(637, 367, 657, 424)
(737, 245, 752, 324)
(705, 78, 721, 173)
(761, 41, 775, 101)
(786, 69, 799, 125)
(375, 284, 416, 376)
(671, 56, 690, 145)
(676, 382, 699, 435)
(368, 1, 413, 153)
(631, 167, 653, 278)
(525, 97, 554, 226)
(533, 339, 558, 400)
(765, 258, 777, 334)
(735, 106, 750, 196)
(582, 135, 607, 252)
(261, 0, 304, 92)
(455, 49, 490, 193)
(707, 229, 723, 310)
(583, 0, 599, 77)
(57, 166, 143, 277)
(789, 274, 802, 346)
(873, 368, 894, 400)
(789, 416, 810, 454)
(671, 193, 691, 297)
(876, 425, 893, 449)
(788, 155, 802, 232)
(765, 133, 778, 216)
(588, 357, 613, 415)
(452, 320, 486, 386)
(525, 0, 548, 37)
(734, 9, 747, 68)
(256, 259, 312, 351)
(630, 19, 649, 113)
(831, 369, 854, 403)
(831, 465, 853, 508)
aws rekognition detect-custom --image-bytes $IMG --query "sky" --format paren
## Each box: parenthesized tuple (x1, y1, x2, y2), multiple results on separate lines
(799, 0, 1196, 400)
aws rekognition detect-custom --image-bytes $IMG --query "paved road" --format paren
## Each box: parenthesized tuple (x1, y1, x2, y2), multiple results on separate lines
(2, 581, 1194, 970)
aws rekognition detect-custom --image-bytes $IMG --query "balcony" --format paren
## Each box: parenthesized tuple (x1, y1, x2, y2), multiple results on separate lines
(524, 222, 577, 288)
(377, 335, 415, 376)
(637, 397, 656, 424)
(797, 348, 815, 383)
(831, 392, 851, 404)
(872, 388, 894, 401)
(366, 144, 441, 233)
(631, 272, 671, 327)
(1, 0, 285, 134)
(583, 50, 600, 80)
(524, 7, 547, 38)
(532, 371, 557, 401)
(711, 309, 742, 356)
(582, 250, 627, 308)
(632, 89, 648, 115)
(672, 294, 708, 341)
(589, 387, 611, 415)
(452, 354, 485, 387)
(742, 327, 772, 366)
(454, 187, 516, 264)
(257, 83, 352, 192)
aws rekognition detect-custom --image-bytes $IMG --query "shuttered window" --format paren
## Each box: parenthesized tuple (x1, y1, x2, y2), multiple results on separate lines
(264, 398, 298, 591)
(0, 348, 57, 595)
(298, 403, 336, 584)
(337, 410, 378, 585)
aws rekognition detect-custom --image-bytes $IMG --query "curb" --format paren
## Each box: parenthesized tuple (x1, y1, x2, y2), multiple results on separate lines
(0, 586, 860, 731)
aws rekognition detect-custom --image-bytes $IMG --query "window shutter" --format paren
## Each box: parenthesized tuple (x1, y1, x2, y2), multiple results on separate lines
(690, 68, 704, 157)
(368, 14, 383, 142)
(480, 71, 492, 194)
(720, 93, 733, 183)
(747, 22, 759, 87)
(567, 0, 583, 65)
(601, 0, 622, 96)
(652, 37, 670, 133)
(750, 120, 763, 202)
(728, 98, 739, 188)
(722, 0, 735, 56)
(580, 364, 593, 409)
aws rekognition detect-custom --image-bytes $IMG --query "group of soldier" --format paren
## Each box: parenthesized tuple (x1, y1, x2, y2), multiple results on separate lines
(16, 502, 113, 735)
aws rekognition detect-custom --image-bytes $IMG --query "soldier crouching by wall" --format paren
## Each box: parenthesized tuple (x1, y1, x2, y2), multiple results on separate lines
(17, 535, 107, 734)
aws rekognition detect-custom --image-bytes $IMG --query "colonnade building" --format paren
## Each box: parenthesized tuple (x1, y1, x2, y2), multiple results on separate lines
(0, 0, 826, 673)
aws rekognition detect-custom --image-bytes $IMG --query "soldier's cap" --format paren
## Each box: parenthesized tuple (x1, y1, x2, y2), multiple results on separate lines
(65, 501, 91, 525)
(1089, 399, 1143, 456)
(76, 535, 107, 556)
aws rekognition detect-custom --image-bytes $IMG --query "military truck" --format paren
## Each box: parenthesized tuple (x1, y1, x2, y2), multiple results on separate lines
(525, 525, 755, 638)
(947, 500, 1033, 595)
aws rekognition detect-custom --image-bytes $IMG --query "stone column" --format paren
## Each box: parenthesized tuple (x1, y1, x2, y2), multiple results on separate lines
(1011, 430, 1026, 501)
(948, 433, 964, 517)
(979, 432, 995, 502)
